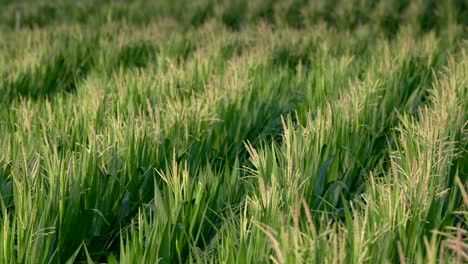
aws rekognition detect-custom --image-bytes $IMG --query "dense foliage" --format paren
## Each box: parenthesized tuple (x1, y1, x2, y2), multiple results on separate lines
(0, 0, 467, 263)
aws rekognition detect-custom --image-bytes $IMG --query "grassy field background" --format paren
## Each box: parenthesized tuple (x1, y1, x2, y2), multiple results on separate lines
(0, 0, 467, 263)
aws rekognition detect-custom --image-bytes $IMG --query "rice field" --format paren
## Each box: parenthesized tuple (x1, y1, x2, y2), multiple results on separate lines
(0, 0, 467, 263)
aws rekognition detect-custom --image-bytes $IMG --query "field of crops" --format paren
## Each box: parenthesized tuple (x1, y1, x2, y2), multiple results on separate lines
(0, 0, 467, 263)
